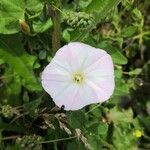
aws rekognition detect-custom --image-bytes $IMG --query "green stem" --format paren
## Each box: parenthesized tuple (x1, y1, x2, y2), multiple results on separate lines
(85, 103, 101, 115)
(52, 5, 65, 15)
(40, 136, 76, 144)
(144, 135, 150, 141)
(54, 142, 58, 150)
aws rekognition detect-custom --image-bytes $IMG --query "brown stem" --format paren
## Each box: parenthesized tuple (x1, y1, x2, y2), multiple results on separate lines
(47, 4, 61, 55)
(2, 136, 19, 140)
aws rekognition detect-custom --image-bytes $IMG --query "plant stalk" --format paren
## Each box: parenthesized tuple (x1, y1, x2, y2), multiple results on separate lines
(47, 4, 61, 55)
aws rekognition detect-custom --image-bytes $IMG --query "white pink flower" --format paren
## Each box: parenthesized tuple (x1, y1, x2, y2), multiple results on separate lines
(41, 42, 115, 110)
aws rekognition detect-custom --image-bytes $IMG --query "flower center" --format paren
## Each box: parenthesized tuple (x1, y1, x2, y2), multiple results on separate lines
(72, 72, 84, 84)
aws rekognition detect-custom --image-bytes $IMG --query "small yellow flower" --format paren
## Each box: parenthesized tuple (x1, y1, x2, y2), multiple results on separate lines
(133, 129, 143, 138)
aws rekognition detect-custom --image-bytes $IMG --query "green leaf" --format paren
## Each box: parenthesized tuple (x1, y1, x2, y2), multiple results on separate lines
(0, 129, 3, 143)
(23, 98, 42, 112)
(23, 96, 42, 117)
(87, 122, 108, 136)
(0, 58, 5, 65)
(88, 122, 99, 134)
(89, 105, 102, 117)
(98, 122, 108, 135)
(6, 72, 21, 102)
(33, 19, 53, 33)
(63, 29, 71, 42)
(24, 0, 44, 13)
(0, 118, 25, 133)
(113, 125, 137, 150)
(98, 43, 128, 65)
(68, 110, 87, 129)
(0, 34, 42, 91)
(108, 69, 129, 106)
(107, 107, 133, 124)
(114, 78, 129, 96)
(0, 68, 22, 105)
(87, 135, 103, 150)
(0, 0, 24, 34)
(128, 68, 142, 76)
(6, 145, 21, 150)
(67, 141, 85, 150)
(86, 0, 121, 21)
(71, 0, 121, 41)
(78, 0, 92, 9)
(0, 0, 43, 34)
(122, 26, 137, 37)
(86, 0, 108, 12)
(39, 50, 47, 60)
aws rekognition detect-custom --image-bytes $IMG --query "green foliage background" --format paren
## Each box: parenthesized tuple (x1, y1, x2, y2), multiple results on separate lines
(0, 0, 150, 149)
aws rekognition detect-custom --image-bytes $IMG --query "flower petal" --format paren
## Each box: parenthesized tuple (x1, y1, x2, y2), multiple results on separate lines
(86, 76, 115, 102)
(42, 63, 72, 97)
(41, 42, 115, 110)
(84, 53, 114, 77)
(70, 84, 99, 110)
(52, 45, 73, 73)
(52, 84, 80, 110)
(68, 42, 107, 71)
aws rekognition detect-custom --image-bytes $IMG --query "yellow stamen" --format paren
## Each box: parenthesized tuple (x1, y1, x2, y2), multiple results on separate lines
(72, 72, 84, 84)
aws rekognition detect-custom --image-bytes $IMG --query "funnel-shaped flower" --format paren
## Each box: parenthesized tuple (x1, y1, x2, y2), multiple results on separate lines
(41, 42, 115, 110)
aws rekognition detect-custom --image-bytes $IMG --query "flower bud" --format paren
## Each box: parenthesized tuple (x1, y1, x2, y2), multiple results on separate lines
(16, 135, 43, 150)
(1, 105, 13, 118)
(19, 20, 30, 34)
(64, 11, 94, 31)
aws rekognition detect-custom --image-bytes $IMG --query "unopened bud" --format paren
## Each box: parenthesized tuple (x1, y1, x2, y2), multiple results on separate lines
(1, 105, 13, 118)
(16, 134, 43, 150)
(19, 20, 30, 34)
(63, 11, 94, 31)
